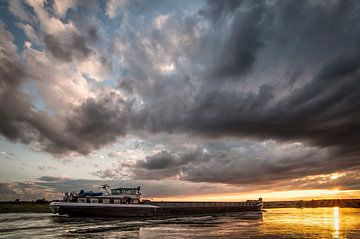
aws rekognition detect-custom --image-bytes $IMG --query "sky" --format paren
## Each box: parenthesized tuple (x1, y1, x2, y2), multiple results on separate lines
(0, 0, 360, 201)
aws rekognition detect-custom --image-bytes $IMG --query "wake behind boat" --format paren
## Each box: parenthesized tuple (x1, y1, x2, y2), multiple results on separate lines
(50, 185, 263, 217)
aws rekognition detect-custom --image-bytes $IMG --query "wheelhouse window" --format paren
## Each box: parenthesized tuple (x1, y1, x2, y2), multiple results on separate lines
(78, 198, 86, 203)
(111, 187, 140, 195)
(90, 198, 98, 203)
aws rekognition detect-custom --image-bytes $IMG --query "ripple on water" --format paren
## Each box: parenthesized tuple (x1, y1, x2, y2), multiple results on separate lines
(0, 208, 359, 239)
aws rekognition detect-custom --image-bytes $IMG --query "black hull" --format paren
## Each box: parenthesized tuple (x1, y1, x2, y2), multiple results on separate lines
(51, 203, 263, 217)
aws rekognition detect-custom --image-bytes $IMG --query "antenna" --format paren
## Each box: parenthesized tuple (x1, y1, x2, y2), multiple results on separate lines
(100, 184, 111, 195)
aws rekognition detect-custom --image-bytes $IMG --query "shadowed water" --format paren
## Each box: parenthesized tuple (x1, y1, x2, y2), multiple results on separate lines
(0, 208, 359, 238)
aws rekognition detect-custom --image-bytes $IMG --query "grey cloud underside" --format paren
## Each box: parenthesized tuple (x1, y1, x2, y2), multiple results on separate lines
(1, 0, 360, 187)
(184, 54, 360, 148)
(130, 55, 360, 184)
(205, 0, 266, 80)
(140, 0, 360, 150)
(4, 169, 360, 200)
(37, 176, 67, 182)
(127, 143, 358, 185)
(44, 33, 93, 62)
(65, 93, 131, 152)
(0, 26, 34, 143)
(123, 0, 360, 185)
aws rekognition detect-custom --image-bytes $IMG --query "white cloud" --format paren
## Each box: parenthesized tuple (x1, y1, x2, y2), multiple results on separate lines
(25, 0, 76, 35)
(77, 53, 110, 82)
(22, 44, 95, 114)
(159, 63, 175, 73)
(53, 0, 77, 17)
(153, 15, 168, 29)
(24, 41, 32, 48)
(106, 0, 126, 18)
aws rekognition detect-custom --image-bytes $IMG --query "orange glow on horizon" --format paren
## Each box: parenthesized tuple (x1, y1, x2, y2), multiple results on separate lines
(145, 189, 360, 202)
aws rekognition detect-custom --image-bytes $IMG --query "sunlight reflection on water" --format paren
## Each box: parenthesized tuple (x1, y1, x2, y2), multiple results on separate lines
(259, 207, 359, 239)
(0, 208, 359, 238)
(334, 207, 340, 239)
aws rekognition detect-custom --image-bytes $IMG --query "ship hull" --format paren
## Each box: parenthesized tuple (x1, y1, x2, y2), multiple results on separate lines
(50, 202, 263, 217)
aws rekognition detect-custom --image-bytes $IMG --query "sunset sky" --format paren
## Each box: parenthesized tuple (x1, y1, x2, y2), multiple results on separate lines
(1, 0, 360, 201)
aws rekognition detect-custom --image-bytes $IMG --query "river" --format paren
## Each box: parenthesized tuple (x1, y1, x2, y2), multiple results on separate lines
(0, 207, 359, 238)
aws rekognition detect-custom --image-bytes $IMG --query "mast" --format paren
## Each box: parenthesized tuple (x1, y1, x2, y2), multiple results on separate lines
(100, 184, 111, 195)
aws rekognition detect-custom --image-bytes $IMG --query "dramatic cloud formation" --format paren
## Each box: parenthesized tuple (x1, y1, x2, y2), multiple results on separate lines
(1, 0, 360, 199)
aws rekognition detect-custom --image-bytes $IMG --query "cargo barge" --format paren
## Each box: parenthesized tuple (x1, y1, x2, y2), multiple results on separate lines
(49, 185, 263, 217)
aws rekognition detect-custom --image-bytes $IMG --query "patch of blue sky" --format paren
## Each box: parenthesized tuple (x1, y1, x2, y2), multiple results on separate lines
(102, 74, 119, 88)
(0, 1, 44, 52)
(21, 82, 48, 112)
(80, 71, 114, 89)
(103, 54, 128, 88)
(0, 2, 27, 51)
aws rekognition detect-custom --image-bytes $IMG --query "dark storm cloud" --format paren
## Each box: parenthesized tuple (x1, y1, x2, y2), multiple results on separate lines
(179, 52, 360, 151)
(44, 32, 92, 62)
(0, 23, 32, 142)
(270, 53, 360, 148)
(138, 61, 360, 185)
(21, 92, 132, 155)
(206, 1, 266, 80)
(131, 150, 206, 180)
(38, 176, 68, 182)
(137, 151, 177, 170)
(87, 26, 98, 42)
(136, 150, 195, 170)
(38, 0, 360, 158)
(64, 92, 132, 153)
(129, 143, 358, 185)
(132, 0, 360, 153)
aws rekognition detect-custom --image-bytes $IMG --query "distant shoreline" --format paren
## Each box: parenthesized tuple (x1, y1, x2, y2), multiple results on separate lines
(0, 201, 51, 213)
(263, 199, 360, 208)
(1, 199, 359, 213)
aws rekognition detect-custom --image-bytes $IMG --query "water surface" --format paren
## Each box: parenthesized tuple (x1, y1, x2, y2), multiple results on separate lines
(0, 208, 359, 238)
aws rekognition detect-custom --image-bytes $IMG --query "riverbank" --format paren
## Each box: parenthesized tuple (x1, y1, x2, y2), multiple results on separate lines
(1, 199, 359, 213)
(0, 202, 51, 213)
